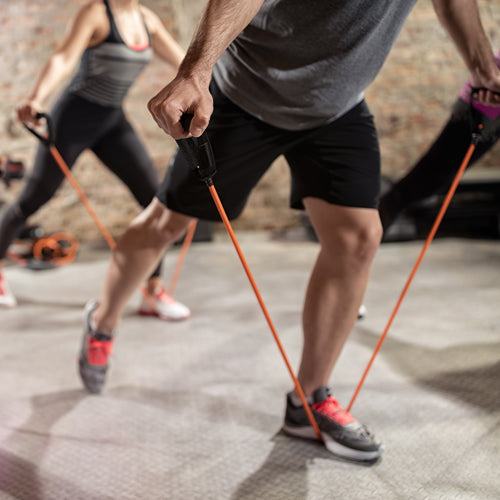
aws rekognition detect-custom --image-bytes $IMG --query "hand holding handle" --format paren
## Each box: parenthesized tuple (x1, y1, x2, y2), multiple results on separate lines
(175, 114, 216, 185)
(22, 112, 55, 146)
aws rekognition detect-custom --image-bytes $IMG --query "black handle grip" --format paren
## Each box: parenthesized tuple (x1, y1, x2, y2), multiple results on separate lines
(468, 88, 485, 139)
(470, 86, 500, 95)
(22, 112, 55, 146)
(175, 113, 216, 185)
(180, 113, 194, 133)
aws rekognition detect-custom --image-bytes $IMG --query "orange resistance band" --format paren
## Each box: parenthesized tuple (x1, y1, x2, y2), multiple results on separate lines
(168, 219, 198, 296)
(32, 231, 80, 265)
(7, 232, 79, 267)
(207, 183, 323, 442)
(49, 146, 116, 250)
(347, 132, 481, 412)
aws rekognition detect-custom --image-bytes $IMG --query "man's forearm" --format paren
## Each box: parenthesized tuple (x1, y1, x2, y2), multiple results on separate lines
(178, 0, 264, 85)
(147, 0, 264, 137)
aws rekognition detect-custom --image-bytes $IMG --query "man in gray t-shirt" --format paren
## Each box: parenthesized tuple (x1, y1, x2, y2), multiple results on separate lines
(213, 0, 418, 130)
(85, 0, 500, 461)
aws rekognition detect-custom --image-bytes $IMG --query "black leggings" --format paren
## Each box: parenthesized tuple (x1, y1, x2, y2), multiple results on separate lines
(0, 92, 162, 277)
(380, 98, 500, 228)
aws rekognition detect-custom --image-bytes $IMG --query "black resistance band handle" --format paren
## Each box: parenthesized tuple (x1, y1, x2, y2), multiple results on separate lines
(22, 112, 55, 146)
(470, 86, 500, 97)
(175, 113, 217, 186)
(468, 88, 490, 143)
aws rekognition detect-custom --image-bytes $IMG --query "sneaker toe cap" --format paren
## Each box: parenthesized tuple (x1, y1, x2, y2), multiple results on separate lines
(78, 362, 107, 394)
(340, 422, 382, 451)
(155, 302, 191, 320)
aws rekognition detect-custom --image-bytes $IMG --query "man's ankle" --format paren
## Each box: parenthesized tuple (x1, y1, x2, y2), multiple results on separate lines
(90, 307, 114, 337)
(290, 390, 313, 407)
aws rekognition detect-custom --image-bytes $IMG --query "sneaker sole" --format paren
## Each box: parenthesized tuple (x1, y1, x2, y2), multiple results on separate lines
(0, 300, 17, 308)
(282, 424, 382, 462)
(137, 307, 190, 322)
(0, 293, 17, 308)
(78, 358, 106, 394)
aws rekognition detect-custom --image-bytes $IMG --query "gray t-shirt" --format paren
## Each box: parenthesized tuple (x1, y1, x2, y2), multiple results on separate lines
(213, 0, 417, 130)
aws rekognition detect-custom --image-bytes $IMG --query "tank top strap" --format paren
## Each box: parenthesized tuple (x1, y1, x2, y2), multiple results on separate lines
(102, 0, 124, 44)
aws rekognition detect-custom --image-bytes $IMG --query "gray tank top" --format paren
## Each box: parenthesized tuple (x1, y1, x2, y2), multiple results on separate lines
(68, 0, 152, 108)
(213, 0, 417, 130)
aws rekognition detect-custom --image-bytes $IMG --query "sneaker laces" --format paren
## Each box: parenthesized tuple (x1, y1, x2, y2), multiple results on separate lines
(153, 287, 177, 305)
(313, 396, 356, 426)
(87, 335, 113, 366)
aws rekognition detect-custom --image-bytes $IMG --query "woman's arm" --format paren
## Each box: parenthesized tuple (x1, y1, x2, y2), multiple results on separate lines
(147, 0, 264, 139)
(432, 0, 500, 105)
(17, 1, 106, 124)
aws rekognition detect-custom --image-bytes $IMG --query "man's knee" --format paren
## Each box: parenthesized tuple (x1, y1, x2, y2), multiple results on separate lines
(324, 218, 382, 265)
(155, 214, 192, 246)
(131, 199, 192, 248)
(352, 221, 382, 261)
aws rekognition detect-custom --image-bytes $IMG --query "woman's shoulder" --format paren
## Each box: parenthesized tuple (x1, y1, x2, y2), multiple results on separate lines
(75, 0, 107, 22)
(139, 4, 163, 34)
(69, 1, 109, 41)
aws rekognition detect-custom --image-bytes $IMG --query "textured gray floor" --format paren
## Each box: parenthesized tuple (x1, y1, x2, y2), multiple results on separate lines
(1, 232, 499, 500)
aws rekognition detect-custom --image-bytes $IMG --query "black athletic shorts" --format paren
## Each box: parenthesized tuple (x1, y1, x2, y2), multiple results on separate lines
(157, 80, 381, 221)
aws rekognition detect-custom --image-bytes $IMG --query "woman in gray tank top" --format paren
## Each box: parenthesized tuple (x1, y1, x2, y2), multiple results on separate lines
(0, 0, 190, 322)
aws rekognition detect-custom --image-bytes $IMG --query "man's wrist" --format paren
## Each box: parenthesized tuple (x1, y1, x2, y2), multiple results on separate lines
(177, 61, 213, 88)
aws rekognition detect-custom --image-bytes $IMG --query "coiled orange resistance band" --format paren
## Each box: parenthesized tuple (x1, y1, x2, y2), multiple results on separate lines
(348, 123, 484, 412)
(176, 118, 322, 442)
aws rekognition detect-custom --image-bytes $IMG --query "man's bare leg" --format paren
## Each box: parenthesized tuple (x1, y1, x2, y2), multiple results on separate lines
(283, 197, 383, 460)
(93, 198, 193, 333)
(297, 197, 382, 396)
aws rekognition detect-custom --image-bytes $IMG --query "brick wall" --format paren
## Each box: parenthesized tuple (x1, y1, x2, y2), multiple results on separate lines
(1, 0, 499, 238)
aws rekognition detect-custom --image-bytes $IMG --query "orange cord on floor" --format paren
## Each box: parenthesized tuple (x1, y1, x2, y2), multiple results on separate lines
(207, 183, 323, 442)
(347, 134, 481, 412)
